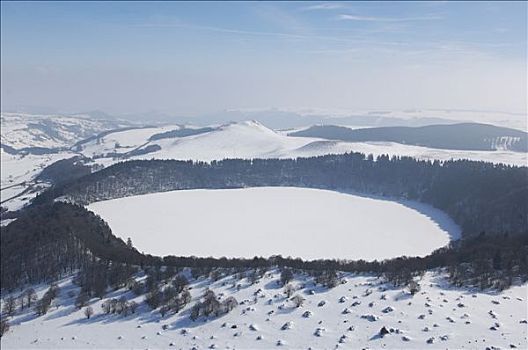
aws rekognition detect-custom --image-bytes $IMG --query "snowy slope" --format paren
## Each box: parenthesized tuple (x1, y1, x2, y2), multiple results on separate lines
(87, 187, 460, 261)
(0, 113, 134, 211)
(128, 122, 528, 166)
(143, 121, 314, 161)
(2, 269, 526, 349)
(78, 120, 526, 166)
(287, 140, 528, 166)
(0, 113, 128, 151)
(0, 149, 76, 211)
(77, 125, 180, 158)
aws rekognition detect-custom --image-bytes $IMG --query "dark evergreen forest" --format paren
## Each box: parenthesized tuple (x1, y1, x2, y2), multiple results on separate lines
(291, 123, 528, 152)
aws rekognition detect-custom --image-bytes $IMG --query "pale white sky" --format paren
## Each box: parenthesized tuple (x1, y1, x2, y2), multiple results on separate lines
(1, 1, 526, 120)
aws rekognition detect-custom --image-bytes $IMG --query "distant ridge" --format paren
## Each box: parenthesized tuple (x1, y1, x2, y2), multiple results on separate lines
(290, 123, 528, 152)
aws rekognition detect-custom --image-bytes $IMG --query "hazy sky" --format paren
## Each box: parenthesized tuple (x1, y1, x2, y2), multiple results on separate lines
(1, 1, 526, 117)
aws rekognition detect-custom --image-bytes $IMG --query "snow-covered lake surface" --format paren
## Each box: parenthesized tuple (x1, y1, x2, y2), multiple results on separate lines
(88, 187, 461, 261)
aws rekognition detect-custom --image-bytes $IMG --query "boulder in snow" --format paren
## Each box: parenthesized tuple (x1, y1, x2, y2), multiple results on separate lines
(361, 314, 379, 322)
(302, 311, 313, 318)
(314, 327, 325, 337)
(281, 321, 293, 330)
(382, 306, 394, 313)
(379, 326, 390, 337)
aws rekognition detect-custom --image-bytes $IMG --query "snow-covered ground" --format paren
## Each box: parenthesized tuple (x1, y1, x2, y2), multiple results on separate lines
(0, 113, 128, 211)
(146, 121, 312, 161)
(78, 125, 179, 158)
(285, 140, 528, 166)
(2, 269, 526, 349)
(2, 117, 526, 213)
(77, 120, 527, 166)
(0, 149, 76, 211)
(87, 187, 461, 261)
(0, 113, 127, 150)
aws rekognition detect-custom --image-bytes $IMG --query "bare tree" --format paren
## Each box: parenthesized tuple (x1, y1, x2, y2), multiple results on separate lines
(0, 318, 9, 337)
(284, 284, 295, 298)
(25, 288, 37, 308)
(190, 303, 201, 321)
(173, 275, 189, 294)
(280, 269, 294, 286)
(101, 301, 111, 314)
(17, 294, 25, 311)
(129, 301, 138, 314)
(2, 296, 16, 316)
(180, 288, 192, 305)
(84, 306, 94, 319)
(75, 292, 89, 309)
(291, 294, 305, 308)
(221, 296, 238, 313)
(35, 296, 52, 316)
(408, 280, 420, 295)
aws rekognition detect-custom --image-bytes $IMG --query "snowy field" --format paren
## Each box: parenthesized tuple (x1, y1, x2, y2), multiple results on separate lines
(0, 113, 126, 150)
(88, 187, 461, 261)
(2, 270, 526, 349)
(0, 150, 76, 211)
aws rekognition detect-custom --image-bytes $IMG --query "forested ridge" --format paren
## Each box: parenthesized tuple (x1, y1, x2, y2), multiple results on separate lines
(0, 203, 152, 291)
(290, 123, 528, 152)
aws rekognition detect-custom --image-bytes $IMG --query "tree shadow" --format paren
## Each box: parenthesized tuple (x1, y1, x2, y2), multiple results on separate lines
(263, 279, 281, 290)
(169, 307, 231, 330)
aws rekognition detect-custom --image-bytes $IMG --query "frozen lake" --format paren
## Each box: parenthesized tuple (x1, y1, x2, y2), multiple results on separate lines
(88, 187, 461, 261)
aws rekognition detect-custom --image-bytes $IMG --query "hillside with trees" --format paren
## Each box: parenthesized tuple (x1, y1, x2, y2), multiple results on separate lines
(290, 123, 528, 152)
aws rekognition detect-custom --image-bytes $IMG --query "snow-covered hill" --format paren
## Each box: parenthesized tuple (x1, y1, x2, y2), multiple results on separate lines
(76, 125, 179, 158)
(1, 269, 526, 349)
(0, 149, 78, 212)
(0, 113, 130, 152)
(77, 120, 528, 166)
(142, 121, 314, 161)
(0, 113, 130, 212)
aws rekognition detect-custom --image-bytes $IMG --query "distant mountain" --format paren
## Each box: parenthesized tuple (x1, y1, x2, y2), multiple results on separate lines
(290, 123, 528, 152)
(190, 109, 461, 130)
(73, 121, 311, 161)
